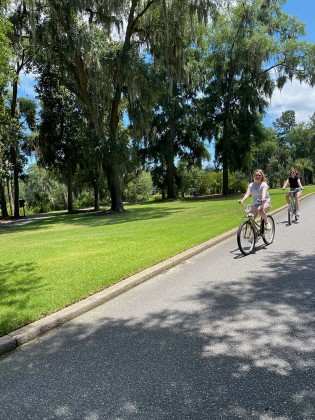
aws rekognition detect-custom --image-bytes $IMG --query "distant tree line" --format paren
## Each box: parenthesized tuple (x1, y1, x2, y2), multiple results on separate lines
(1, 0, 315, 217)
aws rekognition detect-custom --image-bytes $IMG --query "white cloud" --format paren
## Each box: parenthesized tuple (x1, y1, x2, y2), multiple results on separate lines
(266, 80, 315, 124)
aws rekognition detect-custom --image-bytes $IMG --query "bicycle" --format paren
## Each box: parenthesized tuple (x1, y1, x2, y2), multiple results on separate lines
(286, 187, 301, 225)
(237, 200, 275, 256)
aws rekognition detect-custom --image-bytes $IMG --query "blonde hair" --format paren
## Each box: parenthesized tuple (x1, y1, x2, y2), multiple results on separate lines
(253, 169, 268, 184)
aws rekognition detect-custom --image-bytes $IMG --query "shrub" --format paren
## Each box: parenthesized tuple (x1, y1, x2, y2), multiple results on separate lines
(124, 171, 153, 203)
(151, 193, 163, 201)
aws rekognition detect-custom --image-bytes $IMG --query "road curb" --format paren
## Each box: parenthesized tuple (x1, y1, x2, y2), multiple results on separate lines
(0, 195, 313, 356)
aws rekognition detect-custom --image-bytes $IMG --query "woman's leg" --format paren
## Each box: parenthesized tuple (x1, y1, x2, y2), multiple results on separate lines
(250, 206, 258, 219)
(286, 191, 291, 206)
(295, 191, 302, 214)
(258, 202, 270, 223)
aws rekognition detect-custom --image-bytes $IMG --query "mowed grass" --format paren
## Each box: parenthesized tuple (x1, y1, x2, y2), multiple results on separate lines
(1, 186, 314, 336)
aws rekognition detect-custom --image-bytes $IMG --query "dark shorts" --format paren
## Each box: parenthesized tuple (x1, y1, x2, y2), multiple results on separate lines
(290, 188, 301, 193)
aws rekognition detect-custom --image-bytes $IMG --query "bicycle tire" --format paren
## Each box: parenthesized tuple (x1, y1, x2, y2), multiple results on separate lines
(237, 220, 255, 256)
(288, 199, 296, 225)
(262, 215, 275, 245)
(292, 202, 298, 222)
(288, 208, 291, 226)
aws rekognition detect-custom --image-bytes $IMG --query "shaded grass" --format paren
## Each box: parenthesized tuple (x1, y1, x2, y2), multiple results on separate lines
(1, 187, 314, 336)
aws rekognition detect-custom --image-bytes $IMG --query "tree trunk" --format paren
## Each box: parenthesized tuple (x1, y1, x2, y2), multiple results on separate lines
(222, 119, 229, 195)
(166, 160, 177, 199)
(10, 79, 20, 218)
(106, 85, 125, 213)
(7, 177, 14, 216)
(107, 167, 124, 213)
(12, 152, 20, 217)
(167, 106, 177, 199)
(0, 180, 8, 218)
(92, 179, 100, 211)
(222, 160, 229, 195)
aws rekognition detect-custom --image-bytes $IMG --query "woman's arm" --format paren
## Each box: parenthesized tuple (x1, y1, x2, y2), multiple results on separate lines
(239, 186, 251, 204)
(261, 186, 268, 201)
(298, 178, 303, 189)
(282, 179, 289, 189)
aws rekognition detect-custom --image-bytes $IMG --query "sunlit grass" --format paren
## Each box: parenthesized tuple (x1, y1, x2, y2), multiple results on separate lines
(1, 186, 314, 336)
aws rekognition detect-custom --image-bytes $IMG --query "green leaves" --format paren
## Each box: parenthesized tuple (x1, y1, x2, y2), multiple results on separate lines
(0, 8, 13, 89)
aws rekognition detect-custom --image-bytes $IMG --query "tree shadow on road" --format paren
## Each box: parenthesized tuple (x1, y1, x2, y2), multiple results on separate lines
(0, 250, 314, 419)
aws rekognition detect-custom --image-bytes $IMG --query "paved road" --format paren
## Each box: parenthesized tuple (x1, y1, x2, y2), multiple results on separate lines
(0, 196, 314, 420)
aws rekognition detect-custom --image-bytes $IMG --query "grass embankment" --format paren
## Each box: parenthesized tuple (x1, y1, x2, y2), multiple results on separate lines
(1, 187, 315, 336)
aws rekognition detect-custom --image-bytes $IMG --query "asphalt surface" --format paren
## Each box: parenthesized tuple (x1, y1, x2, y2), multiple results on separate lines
(0, 195, 314, 419)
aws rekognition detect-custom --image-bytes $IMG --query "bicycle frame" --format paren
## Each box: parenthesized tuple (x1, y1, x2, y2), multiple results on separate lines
(244, 213, 264, 238)
(237, 200, 275, 256)
(287, 188, 300, 225)
(244, 201, 265, 235)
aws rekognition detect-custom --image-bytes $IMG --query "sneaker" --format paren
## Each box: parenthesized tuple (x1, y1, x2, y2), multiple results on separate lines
(265, 222, 271, 231)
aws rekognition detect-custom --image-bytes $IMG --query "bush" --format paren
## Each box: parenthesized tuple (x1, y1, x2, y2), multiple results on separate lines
(21, 164, 67, 213)
(208, 172, 223, 194)
(151, 193, 163, 201)
(228, 172, 248, 194)
(73, 190, 95, 209)
(124, 171, 153, 203)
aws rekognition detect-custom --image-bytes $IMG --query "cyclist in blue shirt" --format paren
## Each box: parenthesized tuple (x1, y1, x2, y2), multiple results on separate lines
(282, 168, 303, 217)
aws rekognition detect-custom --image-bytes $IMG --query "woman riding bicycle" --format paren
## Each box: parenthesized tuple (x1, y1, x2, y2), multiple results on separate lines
(238, 169, 271, 230)
(281, 168, 303, 217)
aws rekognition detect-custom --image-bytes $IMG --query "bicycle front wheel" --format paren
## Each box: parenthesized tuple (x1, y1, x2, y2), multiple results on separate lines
(237, 221, 255, 256)
(288, 200, 296, 225)
(262, 215, 275, 245)
(288, 208, 291, 226)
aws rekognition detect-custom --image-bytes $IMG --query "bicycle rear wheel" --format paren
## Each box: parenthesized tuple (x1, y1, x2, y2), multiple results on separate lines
(237, 221, 255, 255)
(262, 215, 275, 245)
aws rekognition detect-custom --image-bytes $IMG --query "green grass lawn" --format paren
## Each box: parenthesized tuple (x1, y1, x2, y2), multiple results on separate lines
(1, 186, 315, 336)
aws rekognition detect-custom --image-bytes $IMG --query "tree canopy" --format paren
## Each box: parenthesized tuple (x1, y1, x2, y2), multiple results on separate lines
(0, 0, 315, 217)
(199, 0, 315, 194)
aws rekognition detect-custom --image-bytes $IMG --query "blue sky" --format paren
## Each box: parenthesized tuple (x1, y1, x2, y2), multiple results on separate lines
(265, 0, 315, 126)
(19, 0, 315, 128)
